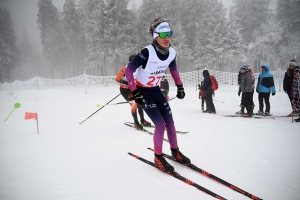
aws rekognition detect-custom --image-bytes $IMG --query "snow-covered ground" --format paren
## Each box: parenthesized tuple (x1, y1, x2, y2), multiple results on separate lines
(0, 85, 299, 200)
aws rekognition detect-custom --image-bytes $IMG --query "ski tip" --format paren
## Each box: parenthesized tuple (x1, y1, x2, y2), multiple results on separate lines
(128, 152, 140, 159)
(177, 131, 189, 134)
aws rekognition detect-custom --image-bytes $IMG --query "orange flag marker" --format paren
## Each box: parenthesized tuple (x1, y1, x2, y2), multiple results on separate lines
(24, 112, 39, 134)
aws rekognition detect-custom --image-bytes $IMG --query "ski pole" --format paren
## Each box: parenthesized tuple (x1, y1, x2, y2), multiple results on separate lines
(79, 93, 121, 124)
(106, 101, 128, 106)
(168, 96, 177, 101)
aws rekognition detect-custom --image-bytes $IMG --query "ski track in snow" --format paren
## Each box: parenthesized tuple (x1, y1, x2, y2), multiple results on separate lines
(0, 85, 299, 200)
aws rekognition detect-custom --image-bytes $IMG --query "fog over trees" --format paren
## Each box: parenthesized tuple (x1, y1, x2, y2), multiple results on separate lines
(0, 0, 299, 83)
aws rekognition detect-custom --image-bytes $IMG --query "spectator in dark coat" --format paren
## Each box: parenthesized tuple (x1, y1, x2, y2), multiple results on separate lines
(198, 81, 210, 111)
(236, 71, 245, 114)
(283, 60, 296, 107)
(293, 66, 300, 122)
(201, 70, 216, 113)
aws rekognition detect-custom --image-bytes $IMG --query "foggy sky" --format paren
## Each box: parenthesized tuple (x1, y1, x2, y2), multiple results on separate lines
(0, 0, 278, 53)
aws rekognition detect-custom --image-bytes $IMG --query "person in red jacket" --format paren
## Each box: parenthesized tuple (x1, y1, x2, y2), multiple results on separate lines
(115, 54, 151, 130)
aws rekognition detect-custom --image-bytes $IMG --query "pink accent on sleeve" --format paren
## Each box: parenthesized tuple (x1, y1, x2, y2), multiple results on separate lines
(251, 72, 255, 85)
(170, 69, 183, 86)
(125, 64, 137, 91)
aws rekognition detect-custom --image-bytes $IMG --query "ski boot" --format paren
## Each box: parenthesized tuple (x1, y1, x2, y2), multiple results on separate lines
(134, 123, 144, 130)
(154, 154, 174, 173)
(256, 111, 265, 116)
(294, 114, 300, 122)
(235, 110, 245, 114)
(294, 109, 300, 114)
(171, 148, 191, 165)
(209, 110, 216, 114)
(141, 120, 152, 127)
(264, 112, 272, 116)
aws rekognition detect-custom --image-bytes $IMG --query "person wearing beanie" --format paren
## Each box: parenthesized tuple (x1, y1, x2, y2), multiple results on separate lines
(292, 66, 300, 122)
(201, 70, 216, 113)
(115, 54, 152, 130)
(256, 64, 276, 116)
(125, 18, 190, 173)
(247, 65, 256, 110)
(236, 64, 255, 114)
(239, 65, 254, 116)
(283, 60, 297, 115)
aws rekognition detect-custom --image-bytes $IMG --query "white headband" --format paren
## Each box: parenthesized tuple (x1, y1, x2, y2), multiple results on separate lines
(153, 22, 171, 39)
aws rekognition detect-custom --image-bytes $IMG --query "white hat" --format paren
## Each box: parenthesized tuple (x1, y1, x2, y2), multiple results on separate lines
(153, 22, 171, 39)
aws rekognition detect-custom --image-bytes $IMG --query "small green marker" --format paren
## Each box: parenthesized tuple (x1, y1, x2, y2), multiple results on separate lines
(5, 103, 21, 121)
(14, 103, 21, 108)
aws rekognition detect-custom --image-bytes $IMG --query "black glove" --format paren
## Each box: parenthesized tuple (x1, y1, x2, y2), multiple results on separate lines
(132, 89, 147, 105)
(176, 85, 185, 99)
(120, 80, 128, 85)
(128, 93, 134, 101)
(272, 93, 275, 96)
(238, 91, 241, 96)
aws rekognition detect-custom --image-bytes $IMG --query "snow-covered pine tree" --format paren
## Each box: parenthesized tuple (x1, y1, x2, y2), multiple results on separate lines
(83, 0, 106, 75)
(161, 0, 193, 72)
(63, 0, 82, 77)
(276, 0, 293, 31)
(102, 0, 137, 74)
(0, 7, 18, 83)
(225, 4, 248, 71)
(275, 0, 300, 61)
(37, 0, 60, 79)
(232, 0, 272, 44)
(193, 0, 233, 71)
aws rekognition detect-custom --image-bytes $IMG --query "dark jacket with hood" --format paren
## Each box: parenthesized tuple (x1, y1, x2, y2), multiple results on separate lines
(201, 70, 213, 95)
(283, 68, 295, 92)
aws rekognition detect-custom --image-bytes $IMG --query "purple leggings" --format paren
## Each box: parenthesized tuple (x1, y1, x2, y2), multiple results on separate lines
(138, 86, 178, 154)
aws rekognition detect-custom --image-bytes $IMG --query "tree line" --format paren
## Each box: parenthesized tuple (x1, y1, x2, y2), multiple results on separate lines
(0, 0, 299, 83)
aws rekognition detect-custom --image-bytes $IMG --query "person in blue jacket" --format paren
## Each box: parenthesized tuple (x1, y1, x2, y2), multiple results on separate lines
(256, 64, 276, 116)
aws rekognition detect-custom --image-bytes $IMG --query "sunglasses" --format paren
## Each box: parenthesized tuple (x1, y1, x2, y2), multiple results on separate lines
(155, 31, 173, 39)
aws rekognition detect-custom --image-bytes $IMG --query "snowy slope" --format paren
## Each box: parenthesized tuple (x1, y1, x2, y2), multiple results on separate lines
(0, 85, 299, 200)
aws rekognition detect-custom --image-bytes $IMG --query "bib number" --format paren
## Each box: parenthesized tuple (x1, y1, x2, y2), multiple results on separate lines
(147, 76, 162, 86)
